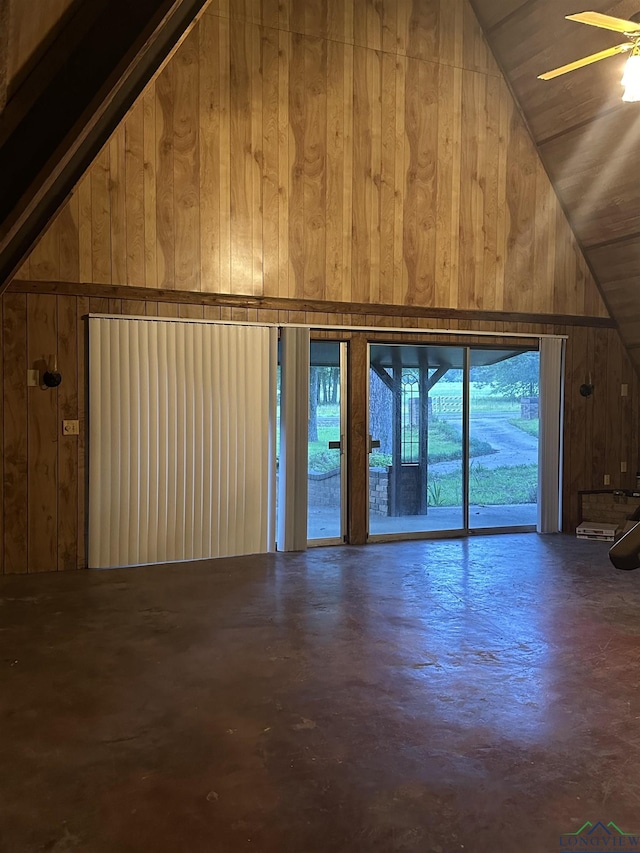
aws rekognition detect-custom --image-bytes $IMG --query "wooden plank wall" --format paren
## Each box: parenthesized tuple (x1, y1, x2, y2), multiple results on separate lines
(0, 289, 637, 573)
(15, 0, 607, 319)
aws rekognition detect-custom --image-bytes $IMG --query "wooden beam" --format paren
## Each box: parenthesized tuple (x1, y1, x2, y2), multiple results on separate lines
(7, 279, 618, 329)
(0, 0, 9, 113)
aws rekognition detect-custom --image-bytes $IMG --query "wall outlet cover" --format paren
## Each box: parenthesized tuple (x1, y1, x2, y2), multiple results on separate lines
(62, 420, 79, 435)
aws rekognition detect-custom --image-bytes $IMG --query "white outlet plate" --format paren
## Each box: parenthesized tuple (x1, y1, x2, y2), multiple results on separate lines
(62, 420, 79, 435)
(621, 462, 628, 473)
(604, 474, 611, 486)
(622, 384, 628, 397)
(27, 369, 39, 387)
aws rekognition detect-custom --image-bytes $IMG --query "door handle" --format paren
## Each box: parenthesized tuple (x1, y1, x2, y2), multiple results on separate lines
(328, 435, 344, 454)
(368, 436, 381, 452)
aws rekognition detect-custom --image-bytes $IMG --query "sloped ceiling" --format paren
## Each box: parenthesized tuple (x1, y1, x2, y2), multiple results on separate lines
(471, 0, 640, 371)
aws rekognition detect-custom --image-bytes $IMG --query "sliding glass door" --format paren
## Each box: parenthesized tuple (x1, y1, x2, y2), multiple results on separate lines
(368, 345, 466, 536)
(468, 350, 540, 530)
(307, 342, 346, 545)
(367, 344, 540, 539)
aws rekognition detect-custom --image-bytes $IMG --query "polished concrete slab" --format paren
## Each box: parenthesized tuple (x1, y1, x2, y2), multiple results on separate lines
(1, 535, 640, 852)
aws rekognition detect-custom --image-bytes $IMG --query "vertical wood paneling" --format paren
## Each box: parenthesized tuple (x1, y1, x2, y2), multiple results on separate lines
(173, 31, 201, 291)
(199, 14, 221, 293)
(27, 294, 58, 572)
(230, 19, 256, 296)
(125, 102, 146, 287)
(57, 295, 78, 571)
(77, 298, 89, 569)
(78, 174, 93, 283)
(351, 45, 372, 303)
(143, 88, 158, 289)
(110, 125, 128, 285)
(156, 60, 176, 288)
(91, 148, 112, 284)
(59, 194, 80, 282)
(14, 1, 608, 323)
(303, 35, 326, 300)
(29, 214, 60, 281)
(404, 55, 438, 306)
(289, 31, 305, 298)
(261, 24, 280, 298)
(503, 101, 535, 314)
(2, 295, 27, 574)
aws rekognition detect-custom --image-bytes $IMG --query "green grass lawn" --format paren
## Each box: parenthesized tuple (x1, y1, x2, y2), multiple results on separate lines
(308, 418, 494, 473)
(428, 463, 538, 507)
(509, 418, 539, 437)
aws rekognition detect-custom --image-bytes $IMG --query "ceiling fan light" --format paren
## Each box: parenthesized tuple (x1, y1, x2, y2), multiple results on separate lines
(621, 52, 640, 100)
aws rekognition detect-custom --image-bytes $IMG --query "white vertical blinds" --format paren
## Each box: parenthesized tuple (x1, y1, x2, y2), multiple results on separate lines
(277, 327, 310, 551)
(89, 318, 277, 568)
(538, 337, 565, 534)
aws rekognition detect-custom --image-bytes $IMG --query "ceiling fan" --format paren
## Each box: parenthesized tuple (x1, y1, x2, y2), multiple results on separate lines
(538, 11, 640, 102)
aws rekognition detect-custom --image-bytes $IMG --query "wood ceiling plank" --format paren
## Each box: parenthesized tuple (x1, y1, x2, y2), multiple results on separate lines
(470, 0, 529, 32)
(540, 106, 640, 246)
(599, 278, 640, 347)
(587, 236, 640, 282)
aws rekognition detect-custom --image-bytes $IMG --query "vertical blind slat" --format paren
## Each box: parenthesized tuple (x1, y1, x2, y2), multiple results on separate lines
(88, 319, 275, 568)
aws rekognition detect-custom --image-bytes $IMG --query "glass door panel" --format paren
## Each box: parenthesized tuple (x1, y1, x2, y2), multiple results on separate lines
(368, 345, 465, 537)
(468, 349, 539, 529)
(308, 342, 345, 543)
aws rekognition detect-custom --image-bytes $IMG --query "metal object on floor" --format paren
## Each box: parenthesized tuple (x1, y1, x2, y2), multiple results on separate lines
(609, 521, 640, 570)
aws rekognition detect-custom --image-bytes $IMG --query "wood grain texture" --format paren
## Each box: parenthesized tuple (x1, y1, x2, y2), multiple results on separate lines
(15, 0, 606, 322)
(3, 293, 27, 573)
(57, 294, 77, 571)
(27, 293, 58, 572)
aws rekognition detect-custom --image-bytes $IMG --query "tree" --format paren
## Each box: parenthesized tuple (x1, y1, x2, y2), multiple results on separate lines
(369, 368, 393, 454)
(471, 351, 539, 399)
(308, 367, 320, 442)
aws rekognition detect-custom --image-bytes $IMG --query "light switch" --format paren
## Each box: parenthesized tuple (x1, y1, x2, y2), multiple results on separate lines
(62, 420, 79, 435)
(604, 474, 611, 486)
(621, 461, 628, 473)
(622, 384, 629, 397)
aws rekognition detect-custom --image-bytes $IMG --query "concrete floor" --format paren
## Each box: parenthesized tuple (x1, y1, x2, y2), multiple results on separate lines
(2, 535, 640, 852)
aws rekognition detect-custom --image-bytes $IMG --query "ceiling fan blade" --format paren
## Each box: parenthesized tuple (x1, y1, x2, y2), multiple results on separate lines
(566, 11, 640, 33)
(538, 42, 633, 80)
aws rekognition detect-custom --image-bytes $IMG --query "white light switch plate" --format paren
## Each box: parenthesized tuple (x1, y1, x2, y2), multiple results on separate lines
(62, 420, 79, 435)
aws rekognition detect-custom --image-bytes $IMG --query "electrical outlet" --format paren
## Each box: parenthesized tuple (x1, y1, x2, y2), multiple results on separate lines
(604, 474, 611, 486)
(622, 383, 629, 397)
(27, 369, 39, 387)
(621, 461, 628, 473)
(62, 420, 79, 436)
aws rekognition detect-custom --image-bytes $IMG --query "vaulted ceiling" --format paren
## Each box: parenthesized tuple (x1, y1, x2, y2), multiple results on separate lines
(471, 0, 640, 372)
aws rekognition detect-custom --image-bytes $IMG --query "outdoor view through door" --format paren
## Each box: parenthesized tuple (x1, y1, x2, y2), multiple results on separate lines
(307, 342, 345, 543)
(368, 344, 540, 537)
